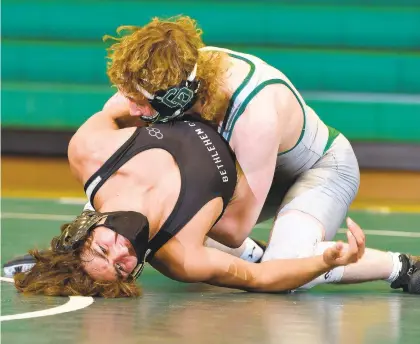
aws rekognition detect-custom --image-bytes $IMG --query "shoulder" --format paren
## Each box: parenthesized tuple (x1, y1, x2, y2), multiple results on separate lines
(68, 127, 137, 175)
(230, 95, 281, 148)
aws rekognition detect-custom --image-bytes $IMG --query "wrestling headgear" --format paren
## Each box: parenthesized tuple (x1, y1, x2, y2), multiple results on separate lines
(135, 63, 200, 123)
(53, 210, 150, 279)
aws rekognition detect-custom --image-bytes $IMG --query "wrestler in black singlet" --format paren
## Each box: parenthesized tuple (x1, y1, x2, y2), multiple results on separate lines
(84, 116, 238, 260)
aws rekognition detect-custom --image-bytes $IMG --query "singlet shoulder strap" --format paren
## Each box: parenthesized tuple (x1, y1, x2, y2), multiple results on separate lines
(84, 128, 141, 205)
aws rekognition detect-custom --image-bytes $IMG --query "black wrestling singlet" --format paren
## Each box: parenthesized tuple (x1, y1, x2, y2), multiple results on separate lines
(84, 117, 237, 259)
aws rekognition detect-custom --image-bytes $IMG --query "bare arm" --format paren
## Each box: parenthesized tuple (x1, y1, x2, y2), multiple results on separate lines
(72, 91, 140, 142)
(209, 173, 260, 246)
(68, 105, 138, 182)
(103, 92, 146, 129)
(231, 102, 281, 202)
(215, 98, 281, 235)
(153, 219, 365, 292)
(70, 91, 146, 155)
(68, 109, 124, 158)
(193, 248, 332, 292)
(103, 91, 131, 116)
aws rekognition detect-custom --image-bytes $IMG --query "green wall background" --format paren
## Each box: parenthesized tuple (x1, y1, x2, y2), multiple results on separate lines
(2, 0, 420, 142)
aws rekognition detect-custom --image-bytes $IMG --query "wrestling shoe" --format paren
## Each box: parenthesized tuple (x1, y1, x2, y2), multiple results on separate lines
(251, 238, 267, 263)
(390, 254, 420, 294)
(3, 254, 36, 277)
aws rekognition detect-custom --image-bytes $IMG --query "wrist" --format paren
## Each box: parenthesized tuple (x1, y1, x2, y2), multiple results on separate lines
(318, 254, 334, 271)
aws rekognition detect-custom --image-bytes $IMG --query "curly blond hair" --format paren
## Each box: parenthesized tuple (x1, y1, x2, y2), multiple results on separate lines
(14, 224, 141, 298)
(104, 16, 230, 123)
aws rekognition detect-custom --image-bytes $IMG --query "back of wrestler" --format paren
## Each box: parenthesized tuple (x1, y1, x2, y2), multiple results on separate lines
(78, 117, 235, 222)
(64, 113, 239, 280)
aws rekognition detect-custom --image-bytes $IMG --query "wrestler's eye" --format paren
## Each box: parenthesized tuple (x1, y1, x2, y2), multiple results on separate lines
(99, 245, 107, 255)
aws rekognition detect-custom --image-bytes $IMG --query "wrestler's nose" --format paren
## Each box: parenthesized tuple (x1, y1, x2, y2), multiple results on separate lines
(109, 243, 130, 262)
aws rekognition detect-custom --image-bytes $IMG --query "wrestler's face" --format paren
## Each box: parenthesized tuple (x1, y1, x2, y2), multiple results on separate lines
(81, 226, 138, 281)
(123, 93, 156, 118)
(128, 99, 156, 117)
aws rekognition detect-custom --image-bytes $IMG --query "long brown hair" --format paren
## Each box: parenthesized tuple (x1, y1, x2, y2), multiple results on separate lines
(104, 15, 230, 124)
(14, 224, 141, 298)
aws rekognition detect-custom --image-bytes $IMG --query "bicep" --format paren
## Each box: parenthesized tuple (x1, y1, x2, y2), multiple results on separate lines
(68, 111, 135, 175)
(71, 111, 118, 146)
(71, 93, 142, 152)
(230, 106, 281, 204)
(103, 91, 130, 114)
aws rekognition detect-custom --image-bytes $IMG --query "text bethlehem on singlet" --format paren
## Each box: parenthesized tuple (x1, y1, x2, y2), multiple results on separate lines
(186, 121, 229, 183)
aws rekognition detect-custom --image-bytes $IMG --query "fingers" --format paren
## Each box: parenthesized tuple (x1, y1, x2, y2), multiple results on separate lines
(329, 242, 343, 259)
(323, 241, 344, 267)
(346, 217, 365, 242)
(345, 230, 359, 263)
(324, 218, 367, 267)
(346, 217, 366, 259)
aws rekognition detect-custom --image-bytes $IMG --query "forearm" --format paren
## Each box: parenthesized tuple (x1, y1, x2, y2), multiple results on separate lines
(250, 255, 331, 292)
(86, 92, 131, 130)
(103, 92, 146, 128)
(203, 248, 332, 293)
(198, 220, 364, 293)
(83, 110, 120, 131)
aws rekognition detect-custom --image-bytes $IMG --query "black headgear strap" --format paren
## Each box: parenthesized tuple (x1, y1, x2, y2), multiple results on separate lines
(52, 210, 150, 280)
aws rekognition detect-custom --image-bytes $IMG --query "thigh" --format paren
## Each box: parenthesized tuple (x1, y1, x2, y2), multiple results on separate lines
(278, 134, 360, 240)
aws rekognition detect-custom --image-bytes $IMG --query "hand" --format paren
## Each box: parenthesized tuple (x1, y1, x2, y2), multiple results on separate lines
(323, 217, 366, 268)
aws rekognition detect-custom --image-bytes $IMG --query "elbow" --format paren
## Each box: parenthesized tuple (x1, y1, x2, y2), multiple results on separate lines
(225, 233, 247, 249)
(215, 220, 248, 249)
